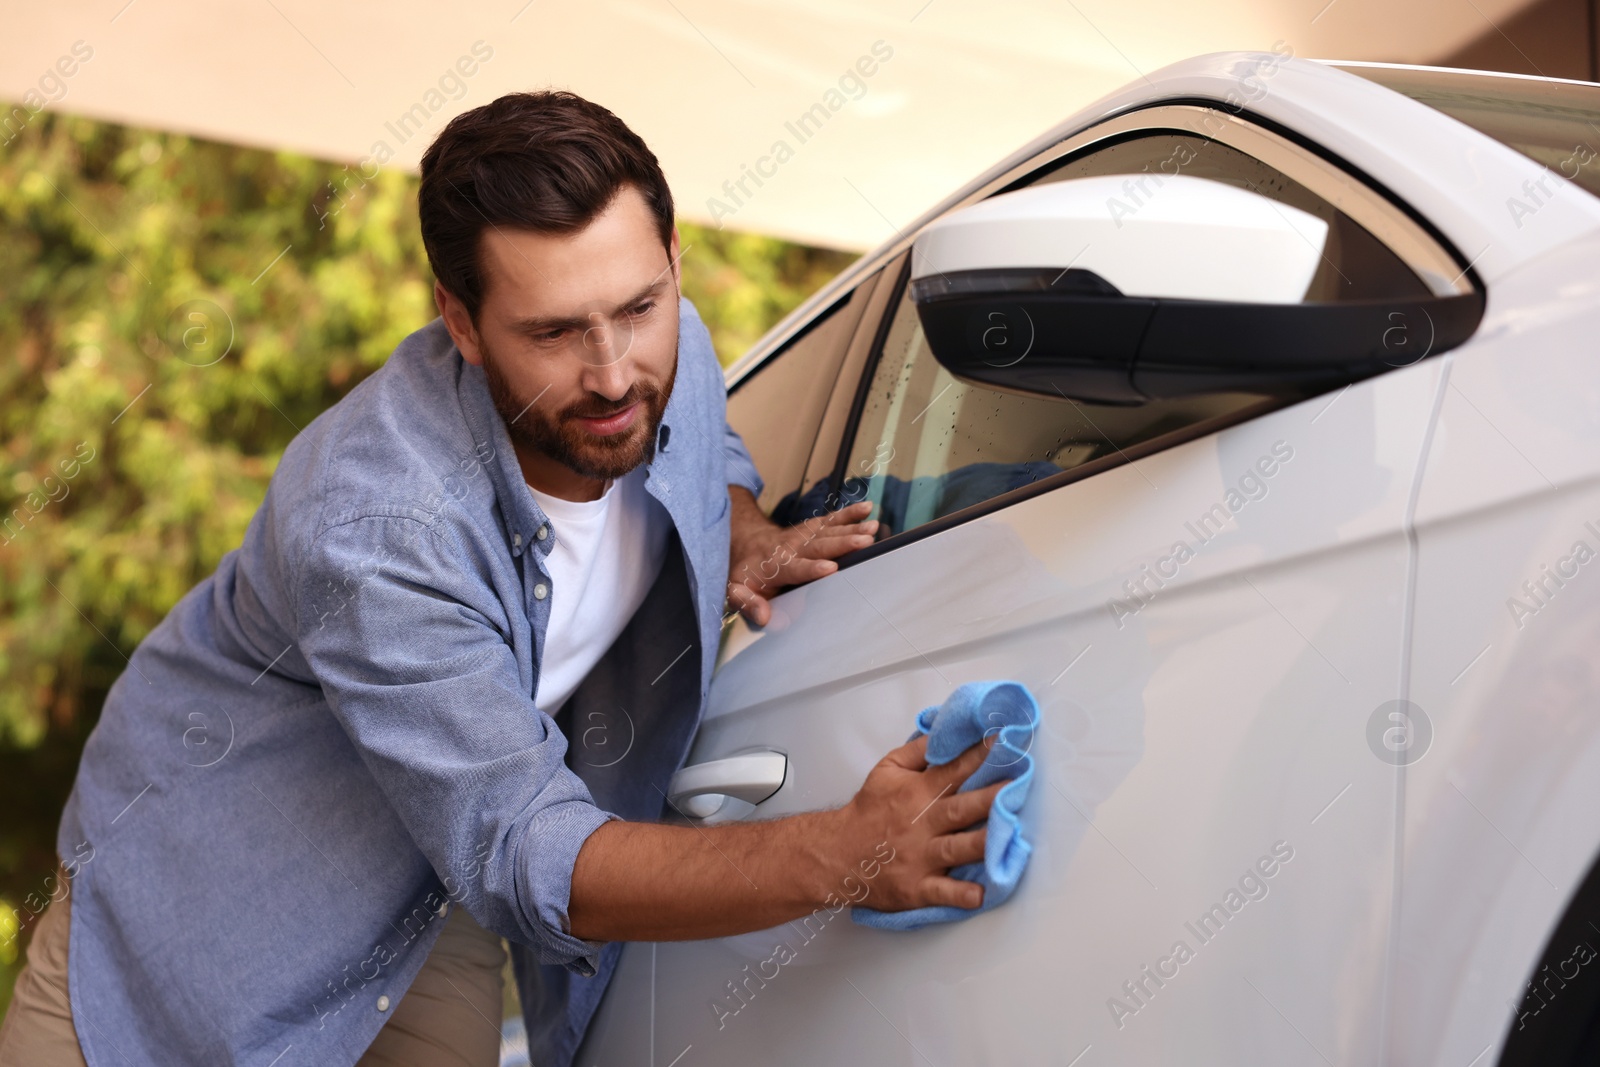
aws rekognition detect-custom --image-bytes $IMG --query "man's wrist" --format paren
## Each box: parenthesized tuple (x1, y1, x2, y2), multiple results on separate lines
(727, 485, 779, 573)
(730, 484, 775, 522)
(792, 804, 868, 908)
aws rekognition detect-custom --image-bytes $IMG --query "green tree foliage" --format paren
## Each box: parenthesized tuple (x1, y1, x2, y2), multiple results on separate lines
(675, 225, 856, 375)
(0, 110, 854, 1012)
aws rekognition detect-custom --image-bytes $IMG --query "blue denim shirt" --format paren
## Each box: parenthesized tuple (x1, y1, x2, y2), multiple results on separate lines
(56, 296, 762, 1067)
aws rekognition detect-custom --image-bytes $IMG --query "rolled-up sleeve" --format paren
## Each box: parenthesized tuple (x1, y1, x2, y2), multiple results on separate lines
(723, 422, 764, 501)
(294, 511, 613, 973)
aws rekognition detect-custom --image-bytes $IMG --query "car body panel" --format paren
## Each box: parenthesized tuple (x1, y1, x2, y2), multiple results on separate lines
(1397, 230, 1600, 1065)
(584, 353, 1447, 1064)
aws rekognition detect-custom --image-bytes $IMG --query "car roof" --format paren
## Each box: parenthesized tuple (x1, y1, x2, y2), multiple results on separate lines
(1328, 58, 1600, 91)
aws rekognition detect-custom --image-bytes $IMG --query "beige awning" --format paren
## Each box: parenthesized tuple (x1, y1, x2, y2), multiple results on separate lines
(2, 0, 1542, 251)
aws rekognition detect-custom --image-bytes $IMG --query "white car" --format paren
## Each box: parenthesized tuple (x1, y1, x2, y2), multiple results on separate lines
(581, 51, 1600, 1066)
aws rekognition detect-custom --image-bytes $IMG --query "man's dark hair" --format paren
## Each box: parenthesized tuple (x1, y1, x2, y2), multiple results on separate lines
(418, 90, 675, 319)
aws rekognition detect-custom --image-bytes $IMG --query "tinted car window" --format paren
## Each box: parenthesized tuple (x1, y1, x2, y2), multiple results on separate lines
(726, 287, 863, 515)
(812, 128, 1429, 541)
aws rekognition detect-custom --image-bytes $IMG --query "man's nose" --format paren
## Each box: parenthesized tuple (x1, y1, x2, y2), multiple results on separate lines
(578, 313, 633, 400)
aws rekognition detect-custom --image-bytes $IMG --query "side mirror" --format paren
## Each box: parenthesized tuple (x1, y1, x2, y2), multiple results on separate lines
(909, 174, 1483, 403)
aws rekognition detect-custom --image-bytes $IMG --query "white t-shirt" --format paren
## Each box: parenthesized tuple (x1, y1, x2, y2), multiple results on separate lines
(526, 464, 671, 715)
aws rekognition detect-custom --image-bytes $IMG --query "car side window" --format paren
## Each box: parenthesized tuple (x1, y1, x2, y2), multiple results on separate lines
(725, 284, 865, 516)
(817, 128, 1431, 542)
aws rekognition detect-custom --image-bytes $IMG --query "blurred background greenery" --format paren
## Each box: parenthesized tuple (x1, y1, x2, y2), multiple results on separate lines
(0, 111, 855, 1013)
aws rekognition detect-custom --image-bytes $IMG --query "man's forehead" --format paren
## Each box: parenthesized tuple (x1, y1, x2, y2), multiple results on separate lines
(477, 184, 672, 314)
(477, 226, 672, 319)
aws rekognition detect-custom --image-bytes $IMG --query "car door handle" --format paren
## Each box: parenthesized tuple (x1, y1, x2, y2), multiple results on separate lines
(667, 751, 787, 822)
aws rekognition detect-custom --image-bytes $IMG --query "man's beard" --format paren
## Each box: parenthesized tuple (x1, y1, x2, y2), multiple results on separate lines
(480, 339, 677, 482)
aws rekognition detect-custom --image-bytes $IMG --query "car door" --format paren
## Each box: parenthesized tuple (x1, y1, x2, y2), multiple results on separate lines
(582, 106, 1474, 1066)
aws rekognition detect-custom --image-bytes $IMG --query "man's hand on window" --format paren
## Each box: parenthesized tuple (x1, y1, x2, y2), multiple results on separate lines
(725, 486, 879, 627)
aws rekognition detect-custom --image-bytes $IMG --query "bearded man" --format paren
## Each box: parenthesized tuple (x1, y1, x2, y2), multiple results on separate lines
(0, 90, 1002, 1067)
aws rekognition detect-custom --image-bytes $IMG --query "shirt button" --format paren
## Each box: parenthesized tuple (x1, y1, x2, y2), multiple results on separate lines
(376, 995, 391, 1012)
(536, 524, 549, 541)
(534, 583, 549, 600)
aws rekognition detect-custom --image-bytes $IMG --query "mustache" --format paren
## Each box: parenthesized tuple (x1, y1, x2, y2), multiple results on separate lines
(562, 384, 657, 421)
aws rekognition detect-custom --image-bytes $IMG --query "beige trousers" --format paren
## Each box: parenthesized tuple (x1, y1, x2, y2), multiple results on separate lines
(0, 883, 508, 1067)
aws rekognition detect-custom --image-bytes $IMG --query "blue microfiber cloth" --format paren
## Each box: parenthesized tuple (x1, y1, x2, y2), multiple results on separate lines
(853, 680, 1040, 930)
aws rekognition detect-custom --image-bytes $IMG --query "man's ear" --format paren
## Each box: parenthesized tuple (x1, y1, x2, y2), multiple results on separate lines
(435, 281, 485, 367)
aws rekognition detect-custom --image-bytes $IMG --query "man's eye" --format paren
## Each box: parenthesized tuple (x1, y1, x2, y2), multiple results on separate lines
(536, 329, 566, 343)
(629, 301, 655, 317)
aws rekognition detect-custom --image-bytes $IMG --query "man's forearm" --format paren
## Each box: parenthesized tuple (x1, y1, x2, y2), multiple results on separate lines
(567, 734, 1000, 943)
(567, 807, 873, 942)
